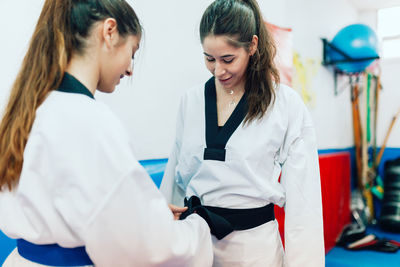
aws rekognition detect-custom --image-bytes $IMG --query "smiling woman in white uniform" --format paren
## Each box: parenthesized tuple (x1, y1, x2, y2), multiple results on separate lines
(161, 0, 324, 266)
(0, 0, 213, 266)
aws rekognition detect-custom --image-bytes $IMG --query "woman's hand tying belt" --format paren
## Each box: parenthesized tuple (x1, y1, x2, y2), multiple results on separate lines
(168, 204, 188, 220)
(179, 196, 234, 240)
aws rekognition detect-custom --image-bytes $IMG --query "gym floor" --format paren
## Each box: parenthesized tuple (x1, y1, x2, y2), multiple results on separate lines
(325, 226, 400, 267)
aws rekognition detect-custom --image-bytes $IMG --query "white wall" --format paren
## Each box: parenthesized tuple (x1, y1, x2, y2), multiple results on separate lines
(0, 0, 398, 160)
(96, 0, 289, 159)
(0, 1, 44, 117)
(96, 0, 215, 159)
(378, 57, 400, 147)
(283, 0, 359, 149)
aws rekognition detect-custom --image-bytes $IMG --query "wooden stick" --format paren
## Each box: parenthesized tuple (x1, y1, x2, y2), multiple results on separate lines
(351, 75, 363, 189)
(375, 108, 400, 167)
(362, 73, 369, 187)
(372, 74, 381, 169)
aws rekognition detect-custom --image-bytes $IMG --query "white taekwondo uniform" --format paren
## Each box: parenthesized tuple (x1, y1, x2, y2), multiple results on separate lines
(0, 73, 213, 267)
(161, 77, 325, 267)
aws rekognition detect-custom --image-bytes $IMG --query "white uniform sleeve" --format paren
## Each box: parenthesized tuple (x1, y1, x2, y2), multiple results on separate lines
(84, 162, 213, 267)
(51, 106, 212, 267)
(280, 97, 325, 267)
(160, 97, 186, 206)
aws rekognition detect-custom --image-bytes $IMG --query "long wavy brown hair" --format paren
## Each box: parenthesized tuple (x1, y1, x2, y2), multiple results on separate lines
(0, 0, 141, 191)
(200, 0, 280, 124)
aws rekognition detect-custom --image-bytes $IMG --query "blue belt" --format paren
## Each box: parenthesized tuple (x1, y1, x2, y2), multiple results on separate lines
(17, 239, 93, 266)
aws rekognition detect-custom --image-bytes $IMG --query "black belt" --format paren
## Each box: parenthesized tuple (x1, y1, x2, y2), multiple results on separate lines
(180, 196, 275, 240)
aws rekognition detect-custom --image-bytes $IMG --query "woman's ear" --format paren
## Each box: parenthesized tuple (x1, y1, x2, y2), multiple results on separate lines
(249, 35, 259, 56)
(102, 18, 119, 48)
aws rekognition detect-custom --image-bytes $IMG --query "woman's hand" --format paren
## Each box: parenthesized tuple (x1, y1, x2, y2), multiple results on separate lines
(168, 204, 188, 220)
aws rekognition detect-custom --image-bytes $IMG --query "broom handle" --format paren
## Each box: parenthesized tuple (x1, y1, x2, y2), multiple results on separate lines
(351, 77, 363, 189)
(376, 108, 400, 167)
(372, 75, 381, 170)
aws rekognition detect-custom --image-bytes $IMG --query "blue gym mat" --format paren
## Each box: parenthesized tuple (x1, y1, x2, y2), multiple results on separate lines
(0, 230, 16, 264)
(325, 226, 400, 267)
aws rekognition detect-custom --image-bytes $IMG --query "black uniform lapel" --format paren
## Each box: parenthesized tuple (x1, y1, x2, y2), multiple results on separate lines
(204, 77, 248, 161)
(57, 73, 95, 99)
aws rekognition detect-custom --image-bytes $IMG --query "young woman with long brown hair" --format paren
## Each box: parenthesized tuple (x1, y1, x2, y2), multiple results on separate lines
(0, 1, 212, 266)
(161, 0, 324, 266)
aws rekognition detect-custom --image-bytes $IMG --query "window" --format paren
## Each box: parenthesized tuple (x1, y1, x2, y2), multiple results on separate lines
(377, 6, 400, 59)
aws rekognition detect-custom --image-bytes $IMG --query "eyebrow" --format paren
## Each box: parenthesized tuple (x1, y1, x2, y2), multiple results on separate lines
(203, 52, 234, 58)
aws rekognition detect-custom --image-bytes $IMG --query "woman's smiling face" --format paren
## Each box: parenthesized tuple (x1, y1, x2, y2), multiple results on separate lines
(202, 35, 252, 90)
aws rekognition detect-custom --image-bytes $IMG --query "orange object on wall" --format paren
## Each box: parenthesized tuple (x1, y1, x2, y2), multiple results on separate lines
(265, 22, 293, 87)
(275, 152, 351, 253)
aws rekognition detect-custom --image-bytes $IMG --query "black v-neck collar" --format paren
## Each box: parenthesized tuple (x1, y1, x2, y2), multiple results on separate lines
(56, 72, 95, 99)
(204, 76, 248, 161)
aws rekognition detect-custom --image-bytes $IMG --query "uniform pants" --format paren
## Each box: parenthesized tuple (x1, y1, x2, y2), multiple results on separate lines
(212, 219, 284, 267)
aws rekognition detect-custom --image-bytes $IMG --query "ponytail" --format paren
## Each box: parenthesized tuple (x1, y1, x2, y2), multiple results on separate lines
(0, 0, 141, 191)
(200, 0, 280, 124)
(0, 0, 71, 191)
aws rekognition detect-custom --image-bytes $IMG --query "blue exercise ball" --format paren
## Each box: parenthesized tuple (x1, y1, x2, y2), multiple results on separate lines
(328, 24, 378, 73)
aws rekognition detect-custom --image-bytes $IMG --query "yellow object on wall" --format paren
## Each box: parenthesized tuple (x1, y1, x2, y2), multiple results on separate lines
(292, 52, 319, 108)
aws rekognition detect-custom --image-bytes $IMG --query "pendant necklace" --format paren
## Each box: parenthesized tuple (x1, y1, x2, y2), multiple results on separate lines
(228, 89, 236, 108)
